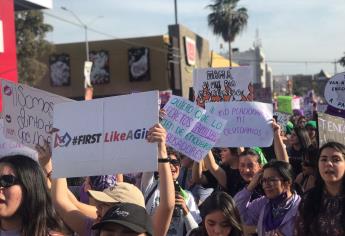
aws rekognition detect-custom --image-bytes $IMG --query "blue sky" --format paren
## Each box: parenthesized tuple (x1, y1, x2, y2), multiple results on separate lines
(44, 0, 345, 76)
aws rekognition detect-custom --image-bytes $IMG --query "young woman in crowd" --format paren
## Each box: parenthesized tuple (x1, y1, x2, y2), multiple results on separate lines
(287, 127, 312, 175)
(295, 142, 345, 236)
(294, 145, 318, 194)
(0, 155, 65, 236)
(304, 120, 318, 146)
(187, 191, 244, 236)
(141, 147, 201, 236)
(193, 148, 246, 197)
(38, 123, 175, 236)
(235, 160, 301, 236)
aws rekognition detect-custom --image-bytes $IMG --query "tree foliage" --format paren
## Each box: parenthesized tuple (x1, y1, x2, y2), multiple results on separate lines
(15, 10, 54, 85)
(339, 52, 345, 68)
(207, 0, 248, 65)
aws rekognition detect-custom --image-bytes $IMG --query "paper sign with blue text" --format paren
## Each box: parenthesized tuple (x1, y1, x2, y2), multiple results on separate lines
(206, 101, 273, 147)
(1, 79, 73, 149)
(161, 95, 227, 162)
(52, 91, 159, 178)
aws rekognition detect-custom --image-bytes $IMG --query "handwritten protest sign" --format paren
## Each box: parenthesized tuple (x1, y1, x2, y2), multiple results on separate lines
(193, 66, 253, 108)
(0, 119, 37, 160)
(324, 72, 345, 110)
(318, 113, 345, 146)
(277, 96, 292, 114)
(161, 95, 227, 162)
(1, 80, 73, 149)
(274, 112, 290, 132)
(206, 101, 273, 147)
(52, 91, 158, 178)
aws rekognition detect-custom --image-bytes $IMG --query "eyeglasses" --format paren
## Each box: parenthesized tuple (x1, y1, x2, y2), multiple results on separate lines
(0, 175, 20, 188)
(260, 177, 282, 185)
(169, 159, 181, 167)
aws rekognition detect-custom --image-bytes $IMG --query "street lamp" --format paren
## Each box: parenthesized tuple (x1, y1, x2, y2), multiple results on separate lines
(61, 7, 103, 87)
(61, 6, 103, 61)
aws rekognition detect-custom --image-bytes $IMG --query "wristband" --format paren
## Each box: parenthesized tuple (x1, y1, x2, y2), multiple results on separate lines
(158, 158, 170, 163)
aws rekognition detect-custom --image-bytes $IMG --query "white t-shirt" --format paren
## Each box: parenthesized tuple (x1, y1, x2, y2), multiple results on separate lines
(141, 172, 201, 236)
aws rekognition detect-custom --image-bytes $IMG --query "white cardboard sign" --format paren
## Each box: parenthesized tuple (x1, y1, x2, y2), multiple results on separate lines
(324, 72, 345, 110)
(206, 101, 273, 147)
(193, 66, 253, 108)
(0, 119, 38, 160)
(1, 80, 73, 149)
(52, 91, 159, 178)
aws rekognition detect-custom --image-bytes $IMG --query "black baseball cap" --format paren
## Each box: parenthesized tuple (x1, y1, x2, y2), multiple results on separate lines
(91, 202, 153, 235)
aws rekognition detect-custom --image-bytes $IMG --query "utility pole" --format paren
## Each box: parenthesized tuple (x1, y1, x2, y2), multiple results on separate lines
(61, 7, 103, 87)
(174, 0, 178, 24)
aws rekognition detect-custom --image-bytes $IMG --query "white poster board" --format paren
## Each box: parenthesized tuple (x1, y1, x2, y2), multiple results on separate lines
(193, 66, 253, 108)
(52, 91, 159, 178)
(1, 80, 73, 149)
(324, 72, 345, 110)
(0, 119, 38, 160)
(161, 95, 226, 162)
(206, 101, 273, 147)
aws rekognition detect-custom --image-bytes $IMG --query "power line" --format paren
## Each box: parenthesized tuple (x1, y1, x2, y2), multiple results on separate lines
(43, 11, 179, 57)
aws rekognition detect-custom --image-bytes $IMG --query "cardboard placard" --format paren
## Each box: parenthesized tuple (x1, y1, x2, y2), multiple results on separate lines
(277, 96, 292, 114)
(193, 66, 253, 108)
(318, 113, 345, 146)
(1, 80, 73, 148)
(161, 95, 227, 162)
(52, 91, 159, 178)
(206, 101, 273, 147)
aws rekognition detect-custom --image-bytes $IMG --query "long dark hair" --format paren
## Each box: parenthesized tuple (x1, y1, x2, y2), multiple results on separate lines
(297, 142, 345, 235)
(0, 155, 64, 236)
(293, 127, 312, 152)
(263, 160, 294, 183)
(198, 191, 243, 236)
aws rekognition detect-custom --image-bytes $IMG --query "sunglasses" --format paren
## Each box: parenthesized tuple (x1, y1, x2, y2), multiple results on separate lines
(0, 175, 20, 188)
(169, 159, 181, 167)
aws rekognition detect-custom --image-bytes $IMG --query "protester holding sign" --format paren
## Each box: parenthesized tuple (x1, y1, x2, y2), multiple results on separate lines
(194, 148, 245, 197)
(38, 123, 175, 236)
(141, 146, 201, 236)
(287, 127, 313, 175)
(0, 155, 66, 236)
(295, 142, 345, 236)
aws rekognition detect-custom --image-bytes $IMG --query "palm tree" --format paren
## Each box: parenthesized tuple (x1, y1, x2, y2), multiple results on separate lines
(339, 52, 345, 68)
(207, 0, 248, 67)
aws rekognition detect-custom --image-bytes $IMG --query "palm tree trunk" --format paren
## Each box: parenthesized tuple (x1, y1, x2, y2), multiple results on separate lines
(228, 41, 232, 67)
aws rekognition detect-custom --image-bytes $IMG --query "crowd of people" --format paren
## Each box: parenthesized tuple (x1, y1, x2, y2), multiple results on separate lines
(0, 107, 344, 236)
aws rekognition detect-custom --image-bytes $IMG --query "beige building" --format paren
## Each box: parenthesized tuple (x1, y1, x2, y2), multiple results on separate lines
(37, 24, 234, 100)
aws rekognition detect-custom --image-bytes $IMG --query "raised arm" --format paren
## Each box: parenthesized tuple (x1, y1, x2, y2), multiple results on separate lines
(147, 123, 175, 236)
(272, 120, 289, 162)
(37, 141, 96, 235)
(191, 159, 209, 185)
(203, 150, 227, 189)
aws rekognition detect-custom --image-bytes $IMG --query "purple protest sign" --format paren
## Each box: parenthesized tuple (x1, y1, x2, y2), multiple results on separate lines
(161, 95, 227, 162)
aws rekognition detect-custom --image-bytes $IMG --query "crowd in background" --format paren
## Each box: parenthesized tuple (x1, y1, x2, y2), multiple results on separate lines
(0, 107, 344, 236)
